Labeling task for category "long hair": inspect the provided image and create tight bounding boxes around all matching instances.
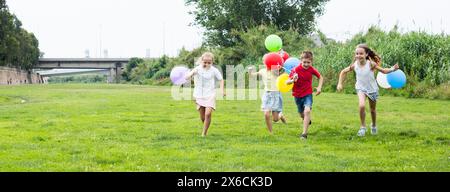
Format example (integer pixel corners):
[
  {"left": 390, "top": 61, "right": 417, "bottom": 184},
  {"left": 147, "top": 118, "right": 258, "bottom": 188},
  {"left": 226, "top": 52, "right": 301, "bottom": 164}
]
[{"left": 356, "top": 44, "right": 381, "bottom": 66}]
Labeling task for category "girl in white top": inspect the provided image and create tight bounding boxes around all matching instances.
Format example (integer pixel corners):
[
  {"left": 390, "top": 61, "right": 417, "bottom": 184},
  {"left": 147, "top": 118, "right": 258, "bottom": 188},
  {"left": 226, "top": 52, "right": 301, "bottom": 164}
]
[
  {"left": 337, "top": 44, "right": 399, "bottom": 137},
  {"left": 185, "top": 52, "right": 225, "bottom": 137}
]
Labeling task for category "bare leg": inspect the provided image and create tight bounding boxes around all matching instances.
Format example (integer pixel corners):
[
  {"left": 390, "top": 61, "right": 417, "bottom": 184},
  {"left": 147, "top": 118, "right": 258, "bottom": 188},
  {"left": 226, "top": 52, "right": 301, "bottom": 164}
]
[
  {"left": 274, "top": 111, "right": 286, "bottom": 123},
  {"left": 272, "top": 112, "right": 279, "bottom": 122},
  {"left": 264, "top": 111, "right": 273, "bottom": 134},
  {"left": 358, "top": 92, "right": 367, "bottom": 128},
  {"left": 369, "top": 99, "right": 377, "bottom": 127},
  {"left": 202, "top": 107, "right": 213, "bottom": 136},
  {"left": 303, "top": 107, "right": 311, "bottom": 135},
  {"left": 198, "top": 106, "right": 205, "bottom": 123},
  {"left": 299, "top": 112, "right": 304, "bottom": 130}
]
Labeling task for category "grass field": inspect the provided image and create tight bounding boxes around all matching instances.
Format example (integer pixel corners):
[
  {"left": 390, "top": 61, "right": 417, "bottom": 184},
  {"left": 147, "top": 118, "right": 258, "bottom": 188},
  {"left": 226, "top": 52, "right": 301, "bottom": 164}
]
[{"left": 0, "top": 84, "right": 448, "bottom": 171}]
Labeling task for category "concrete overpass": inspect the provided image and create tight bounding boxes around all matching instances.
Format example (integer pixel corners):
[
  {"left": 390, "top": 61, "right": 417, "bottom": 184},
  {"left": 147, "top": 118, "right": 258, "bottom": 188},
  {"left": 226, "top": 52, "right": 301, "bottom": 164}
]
[
  {"left": 37, "top": 69, "right": 109, "bottom": 77},
  {"left": 35, "top": 58, "right": 130, "bottom": 83}
]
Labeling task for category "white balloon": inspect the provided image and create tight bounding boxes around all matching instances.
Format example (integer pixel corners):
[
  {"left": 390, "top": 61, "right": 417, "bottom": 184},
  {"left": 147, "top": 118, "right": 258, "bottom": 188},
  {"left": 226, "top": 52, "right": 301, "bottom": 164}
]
[{"left": 377, "top": 72, "right": 391, "bottom": 89}]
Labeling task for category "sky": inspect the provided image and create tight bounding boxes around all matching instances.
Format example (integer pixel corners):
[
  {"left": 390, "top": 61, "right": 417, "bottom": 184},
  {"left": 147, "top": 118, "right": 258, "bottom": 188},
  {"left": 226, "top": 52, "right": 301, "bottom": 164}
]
[{"left": 7, "top": 0, "right": 450, "bottom": 58}]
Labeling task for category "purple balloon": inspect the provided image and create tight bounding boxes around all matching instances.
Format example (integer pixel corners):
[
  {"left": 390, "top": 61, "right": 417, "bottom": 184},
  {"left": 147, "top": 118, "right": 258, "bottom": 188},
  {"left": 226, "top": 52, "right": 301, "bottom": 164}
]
[{"left": 170, "top": 66, "right": 189, "bottom": 85}]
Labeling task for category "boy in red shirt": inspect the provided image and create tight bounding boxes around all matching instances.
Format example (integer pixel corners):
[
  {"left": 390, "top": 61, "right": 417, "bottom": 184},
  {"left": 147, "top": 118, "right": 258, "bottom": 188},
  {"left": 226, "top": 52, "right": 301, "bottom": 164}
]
[{"left": 287, "top": 51, "right": 324, "bottom": 140}]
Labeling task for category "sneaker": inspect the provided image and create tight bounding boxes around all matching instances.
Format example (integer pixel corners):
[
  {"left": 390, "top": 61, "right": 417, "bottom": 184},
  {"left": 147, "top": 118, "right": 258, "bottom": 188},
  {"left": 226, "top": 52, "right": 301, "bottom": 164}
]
[
  {"left": 300, "top": 133, "right": 308, "bottom": 140},
  {"left": 357, "top": 127, "right": 366, "bottom": 137},
  {"left": 279, "top": 112, "right": 287, "bottom": 124},
  {"left": 371, "top": 125, "right": 377, "bottom": 135}
]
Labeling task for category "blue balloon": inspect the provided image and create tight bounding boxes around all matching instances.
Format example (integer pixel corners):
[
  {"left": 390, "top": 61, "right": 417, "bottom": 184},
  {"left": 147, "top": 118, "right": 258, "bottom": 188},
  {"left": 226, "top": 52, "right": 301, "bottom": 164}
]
[
  {"left": 386, "top": 70, "right": 407, "bottom": 89},
  {"left": 283, "top": 57, "right": 300, "bottom": 74}
]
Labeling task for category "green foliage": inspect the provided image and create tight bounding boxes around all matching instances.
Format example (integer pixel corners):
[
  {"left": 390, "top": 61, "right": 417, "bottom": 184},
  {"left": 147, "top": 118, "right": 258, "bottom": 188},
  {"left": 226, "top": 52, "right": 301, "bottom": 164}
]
[
  {"left": 0, "top": 1, "right": 40, "bottom": 70},
  {"left": 214, "top": 24, "right": 316, "bottom": 68},
  {"left": 186, "top": 0, "right": 329, "bottom": 47},
  {"left": 311, "top": 26, "right": 450, "bottom": 99},
  {"left": 122, "top": 25, "right": 449, "bottom": 99},
  {"left": 48, "top": 74, "right": 107, "bottom": 84}
]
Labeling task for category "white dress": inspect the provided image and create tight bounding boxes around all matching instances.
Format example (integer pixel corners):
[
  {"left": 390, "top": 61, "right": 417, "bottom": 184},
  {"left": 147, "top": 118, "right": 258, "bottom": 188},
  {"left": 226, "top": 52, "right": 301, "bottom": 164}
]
[{"left": 192, "top": 66, "right": 223, "bottom": 109}]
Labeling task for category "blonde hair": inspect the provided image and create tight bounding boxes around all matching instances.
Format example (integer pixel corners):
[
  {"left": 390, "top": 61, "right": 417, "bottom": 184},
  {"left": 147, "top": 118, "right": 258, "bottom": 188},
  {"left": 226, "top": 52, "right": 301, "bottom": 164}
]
[{"left": 196, "top": 52, "right": 214, "bottom": 66}]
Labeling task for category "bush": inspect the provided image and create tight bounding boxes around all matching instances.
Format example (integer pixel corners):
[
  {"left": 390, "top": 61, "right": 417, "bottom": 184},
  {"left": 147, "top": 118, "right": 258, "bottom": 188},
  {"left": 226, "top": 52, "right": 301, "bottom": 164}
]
[{"left": 123, "top": 25, "right": 450, "bottom": 100}]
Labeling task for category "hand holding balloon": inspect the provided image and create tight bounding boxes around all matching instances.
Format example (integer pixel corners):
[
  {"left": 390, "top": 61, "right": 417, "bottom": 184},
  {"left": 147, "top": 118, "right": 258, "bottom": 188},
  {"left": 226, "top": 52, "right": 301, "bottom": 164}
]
[
  {"left": 170, "top": 66, "right": 190, "bottom": 85},
  {"left": 392, "top": 63, "right": 399, "bottom": 72},
  {"left": 292, "top": 73, "right": 298, "bottom": 82}
]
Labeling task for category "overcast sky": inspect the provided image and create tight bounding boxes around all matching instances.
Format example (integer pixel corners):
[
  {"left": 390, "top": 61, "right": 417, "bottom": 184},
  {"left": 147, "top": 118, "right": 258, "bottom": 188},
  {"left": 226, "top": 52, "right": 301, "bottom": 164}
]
[{"left": 7, "top": 0, "right": 450, "bottom": 58}]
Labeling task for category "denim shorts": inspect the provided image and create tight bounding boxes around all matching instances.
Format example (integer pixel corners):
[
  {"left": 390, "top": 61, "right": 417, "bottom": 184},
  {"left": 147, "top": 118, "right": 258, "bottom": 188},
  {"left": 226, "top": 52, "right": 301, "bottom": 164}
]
[
  {"left": 294, "top": 94, "right": 313, "bottom": 113},
  {"left": 261, "top": 91, "right": 283, "bottom": 112},
  {"left": 356, "top": 89, "right": 378, "bottom": 102}
]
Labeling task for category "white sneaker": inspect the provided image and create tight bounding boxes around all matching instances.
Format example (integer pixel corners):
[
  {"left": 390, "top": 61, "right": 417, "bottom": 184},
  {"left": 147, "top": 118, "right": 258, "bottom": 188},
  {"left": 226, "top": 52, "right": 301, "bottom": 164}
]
[
  {"left": 371, "top": 125, "right": 378, "bottom": 135},
  {"left": 357, "top": 127, "right": 366, "bottom": 137}
]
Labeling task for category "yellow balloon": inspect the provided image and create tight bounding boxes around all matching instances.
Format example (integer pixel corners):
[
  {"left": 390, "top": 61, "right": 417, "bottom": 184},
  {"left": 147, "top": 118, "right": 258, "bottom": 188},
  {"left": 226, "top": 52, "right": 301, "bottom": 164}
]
[{"left": 276, "top": 74, "right": 293, "bottom": 92}]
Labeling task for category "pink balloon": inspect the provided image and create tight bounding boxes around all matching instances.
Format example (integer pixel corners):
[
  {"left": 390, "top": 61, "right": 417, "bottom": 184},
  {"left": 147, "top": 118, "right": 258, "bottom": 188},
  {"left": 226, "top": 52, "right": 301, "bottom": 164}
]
[{"left": 170, "top": 66, "right": 189, "bottom": 85}]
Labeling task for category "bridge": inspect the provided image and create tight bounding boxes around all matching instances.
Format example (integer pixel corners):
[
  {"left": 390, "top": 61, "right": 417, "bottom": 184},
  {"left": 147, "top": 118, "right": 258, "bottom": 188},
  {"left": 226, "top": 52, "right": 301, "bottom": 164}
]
[
  {"left": 35, "top": 58, "right": 130, "bottom": 83},
  {"left": 37, "top": 69, "right": 110, "bottom": 77}
]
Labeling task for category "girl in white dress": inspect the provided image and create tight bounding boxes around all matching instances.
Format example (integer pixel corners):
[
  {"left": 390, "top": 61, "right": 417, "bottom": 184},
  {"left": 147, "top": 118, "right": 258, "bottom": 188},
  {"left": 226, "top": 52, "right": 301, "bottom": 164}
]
[{"left": 185, "top": 52, "right": 225, "bottom": 137}]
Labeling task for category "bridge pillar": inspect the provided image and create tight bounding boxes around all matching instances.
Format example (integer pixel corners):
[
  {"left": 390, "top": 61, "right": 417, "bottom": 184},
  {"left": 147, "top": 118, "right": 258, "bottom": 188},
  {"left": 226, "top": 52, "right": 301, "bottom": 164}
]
[
  {"left": 107, "top": 63, "right": 123, "bottom": 83},
  {"left": 115, "top": 62, "right": 122, "bottom": 83},
  {"left": 107, "top": 68, "right": 116, "bottom": 83}
]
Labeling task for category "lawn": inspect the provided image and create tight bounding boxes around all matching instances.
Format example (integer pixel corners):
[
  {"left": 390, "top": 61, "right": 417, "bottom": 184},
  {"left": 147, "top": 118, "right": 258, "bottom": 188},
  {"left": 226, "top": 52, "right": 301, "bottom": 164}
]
[{"left": 0, "top": 84, "right": 448, "bottom": 171}]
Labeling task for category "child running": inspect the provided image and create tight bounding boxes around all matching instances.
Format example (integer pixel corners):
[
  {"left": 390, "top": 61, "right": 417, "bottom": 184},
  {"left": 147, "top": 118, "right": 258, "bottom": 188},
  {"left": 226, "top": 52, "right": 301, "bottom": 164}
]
[
  {"left": 337, "top": 44, "right": 399, "bottom": 136},
  {"left": 249, "top": 65, "right": 287, "bottom": 134},
  {"left": 287, "top": 51, "right": 323, "bottom": 140},
  {"left": 185, "top": 52, "right": 225, "bottom": 137}
]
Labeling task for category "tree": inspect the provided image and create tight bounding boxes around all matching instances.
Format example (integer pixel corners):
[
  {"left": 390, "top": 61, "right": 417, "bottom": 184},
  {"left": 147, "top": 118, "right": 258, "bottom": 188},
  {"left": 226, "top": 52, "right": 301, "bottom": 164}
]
[
  {"left": 122, "top": 57, "right": 144, "bottom": 81},
  {"left": 0, "top": 0, "right": 40, "bottom": 69},
  {"left": 186, "top": 0, "right": 329, "bottom": 47}
]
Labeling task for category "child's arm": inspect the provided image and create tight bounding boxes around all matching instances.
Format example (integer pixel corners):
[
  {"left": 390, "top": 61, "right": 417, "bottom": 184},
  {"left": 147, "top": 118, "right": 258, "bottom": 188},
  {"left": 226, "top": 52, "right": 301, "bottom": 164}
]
[
  {"left": 220, "top": 79, "right": 226, "bottom": 97},
  {"left": 374, "top": 63, "right": 399, "bottom": 74},
  {"left": 248, "top": 66, "right": 260, "bottom": 77},
  {"left": 315, "top": 75, "right": 324, "bottom": 96},
  {"left": 337, "top": 65, "right": 353, "bottom": 91},
  {"left": 185, "top": 67, "right": 198, "bottom": 80},
  {"left": 286, "top": 73, "right": 298, "bottom": 85}
]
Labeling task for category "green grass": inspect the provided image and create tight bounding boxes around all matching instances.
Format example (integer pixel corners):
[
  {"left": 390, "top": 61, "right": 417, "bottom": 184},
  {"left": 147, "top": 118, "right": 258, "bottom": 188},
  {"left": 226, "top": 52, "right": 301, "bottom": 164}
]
[{"left": 0, "top": 84, "right": 449, "bottom": 171}]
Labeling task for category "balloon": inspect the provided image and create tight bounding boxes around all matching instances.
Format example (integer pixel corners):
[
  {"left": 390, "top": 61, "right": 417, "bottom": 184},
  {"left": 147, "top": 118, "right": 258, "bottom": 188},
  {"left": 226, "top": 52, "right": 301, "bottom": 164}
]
[
  {"left": 376, "top": 72, "right": 391, "bottom": 89},
  {"left": 265, "top": 35, "right": 283, "bottom": 52},
  {"left": 387, "top": 69, "right": 407, "bottom": 89},
  {"left": 276, "top": 74, "right": 294, "bottom": 93},
  {"left": 170, "top": 66, "right": 189, "bottom": 85},
  {"left": 279, "top": 50, "right": 289, "bottom": 61},
  {"left": 263, "top": 53, "right": 284, "bottom": 70},
  {"left": 283, "top": 57, "right": 300, "bottom": 74}
]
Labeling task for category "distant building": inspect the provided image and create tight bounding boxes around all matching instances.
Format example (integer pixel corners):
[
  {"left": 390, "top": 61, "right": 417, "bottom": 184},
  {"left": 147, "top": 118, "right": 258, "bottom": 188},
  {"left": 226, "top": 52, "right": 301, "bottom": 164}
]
[
  {"left": 146, "top": 49, "right": 151, "bottom": 58},
  {"left": 104, "top": 49, "right": 108, "bottom": 58},
  {"left": 85, "top": 49, "right": 90, "bottom": 58},
  {"left": 311, "top": 33, "right": 324, "bottom": 47}
]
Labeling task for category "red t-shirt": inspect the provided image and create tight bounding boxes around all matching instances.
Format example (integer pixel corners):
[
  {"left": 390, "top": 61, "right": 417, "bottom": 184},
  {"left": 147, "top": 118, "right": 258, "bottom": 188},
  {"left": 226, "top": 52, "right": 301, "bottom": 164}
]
[{"left": 289, "top": 65, "right": 321, "bottom": 98}]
